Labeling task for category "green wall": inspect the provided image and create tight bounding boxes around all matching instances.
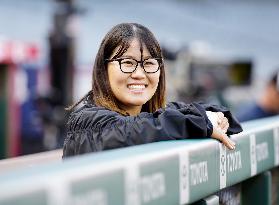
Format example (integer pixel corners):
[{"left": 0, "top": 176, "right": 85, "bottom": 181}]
[{"left": 0, "top": 64, "right": 7, "bottom": 159}]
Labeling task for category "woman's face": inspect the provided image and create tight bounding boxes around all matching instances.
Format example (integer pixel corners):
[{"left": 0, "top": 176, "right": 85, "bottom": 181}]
[{"left": 107, "top": 38, "right": 160, "bottom": 115}]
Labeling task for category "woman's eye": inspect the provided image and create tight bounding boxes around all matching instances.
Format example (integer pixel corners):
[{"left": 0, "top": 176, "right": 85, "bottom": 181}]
[
  {"left": 144, "top": 60, "right": 156, "bottom": 66},
  {"left": 145, "top": 62, "right": 154, "bottom": 65},
  {"left": 122, "top": 60, "right": 134, "bottom": 65}
]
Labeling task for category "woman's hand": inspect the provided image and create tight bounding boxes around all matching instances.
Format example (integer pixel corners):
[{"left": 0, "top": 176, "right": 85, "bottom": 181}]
[
  {"left": 211, "top": 127, "right": 236, "bottom": 150},
  {"left": 206, "top": 111, "right": 229, "bottom": 133},
  {"left": 206, "top": 111, "right": 236, "bottom": 150}
]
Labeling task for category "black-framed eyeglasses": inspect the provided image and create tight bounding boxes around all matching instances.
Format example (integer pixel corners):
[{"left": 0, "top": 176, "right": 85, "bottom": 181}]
[{"left": 105, "top": 57, "right": 162, "bottom": 74}]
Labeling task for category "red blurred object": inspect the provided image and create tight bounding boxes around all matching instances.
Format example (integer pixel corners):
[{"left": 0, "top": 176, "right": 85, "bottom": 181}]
[
  {"left": 27, "top": 43, "right": 39, "bottom": 61},
  {"left": 0, "top": 40, "right": 40, "bottom": 64}
]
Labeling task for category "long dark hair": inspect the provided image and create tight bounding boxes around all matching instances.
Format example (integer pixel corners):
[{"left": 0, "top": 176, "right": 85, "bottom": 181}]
[{"left": 67, "top": 23, "right": 166, "bottom": 115}]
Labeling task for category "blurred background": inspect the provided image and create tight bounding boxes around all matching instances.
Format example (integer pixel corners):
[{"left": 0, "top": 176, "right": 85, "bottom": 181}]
[{"left": 0, "top": 0, "right": 279, "bottom": 159}]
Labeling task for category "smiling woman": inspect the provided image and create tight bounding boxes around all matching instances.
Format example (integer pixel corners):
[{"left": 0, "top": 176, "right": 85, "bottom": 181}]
[{"left": 63, "top": 23, "right": 242, "bottom": 158}]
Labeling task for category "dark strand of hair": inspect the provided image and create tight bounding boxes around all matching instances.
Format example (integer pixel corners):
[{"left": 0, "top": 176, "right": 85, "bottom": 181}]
[{"left": 65, "top": 90, "right": 93, "bottom": 111}]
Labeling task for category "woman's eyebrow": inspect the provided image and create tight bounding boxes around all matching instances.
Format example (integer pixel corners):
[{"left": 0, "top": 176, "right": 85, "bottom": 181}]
[
  {"left": 120, "top": 55, "right": 135, "bottom": 59},
  {"left": 120, "top": 55, "right": 152, "bottom": 59},
  {"left": 120, "top": 55, "right": 135, "bottom": 58},
  {"left": 143, "top": 55, "right": 152, "bottom": 59}
]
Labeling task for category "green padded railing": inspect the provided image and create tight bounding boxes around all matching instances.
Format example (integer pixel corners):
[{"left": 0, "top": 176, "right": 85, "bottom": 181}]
[{"left": 0, "top": 116, "right": 278, "bottom": 205}]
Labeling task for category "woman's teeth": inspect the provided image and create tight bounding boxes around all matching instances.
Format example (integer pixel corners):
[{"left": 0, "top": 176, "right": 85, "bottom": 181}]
[{"left": 128, "top": 85, "right": 145, "bottom": 89}]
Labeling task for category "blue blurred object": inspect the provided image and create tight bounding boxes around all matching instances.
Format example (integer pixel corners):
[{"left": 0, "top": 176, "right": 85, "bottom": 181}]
[{"left": 20, "top": 66, "right": 45, "bottom": 155}]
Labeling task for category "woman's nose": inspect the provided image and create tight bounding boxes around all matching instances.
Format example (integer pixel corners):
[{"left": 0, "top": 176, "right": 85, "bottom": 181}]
[{"left": 131, "top": 64, "right": 146, "bottom": 78}]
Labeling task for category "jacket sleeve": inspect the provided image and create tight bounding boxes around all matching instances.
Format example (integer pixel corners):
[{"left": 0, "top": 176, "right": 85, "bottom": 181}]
[
  {"left": 168, "top": 101, "right": 243, "bottom": 135},
  {"left": 63, "top": 102, "right": 213, "bottom": 157},
  {"left": 197, "top": 102, "right": 243, "bottom": 135}
]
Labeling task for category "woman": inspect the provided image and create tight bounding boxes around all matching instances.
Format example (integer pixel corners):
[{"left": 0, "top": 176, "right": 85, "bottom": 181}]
[{"left": 63, "top": 23, "right": 242, "bottom": 158}]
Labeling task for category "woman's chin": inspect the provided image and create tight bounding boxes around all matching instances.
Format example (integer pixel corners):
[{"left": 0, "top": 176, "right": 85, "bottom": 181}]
[{"left": 125, "top": 97, "right": 148, "bottom": 107}]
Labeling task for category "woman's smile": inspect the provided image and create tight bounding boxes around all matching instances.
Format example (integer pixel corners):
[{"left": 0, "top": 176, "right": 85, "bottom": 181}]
[{"left": 127, "top": 83, "right": 147, "bottom": 93}]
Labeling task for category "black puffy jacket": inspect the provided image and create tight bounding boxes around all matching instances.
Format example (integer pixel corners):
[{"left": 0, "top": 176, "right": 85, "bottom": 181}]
[{"left": 63, "top": 102, "right": 242, "bottom": 158}]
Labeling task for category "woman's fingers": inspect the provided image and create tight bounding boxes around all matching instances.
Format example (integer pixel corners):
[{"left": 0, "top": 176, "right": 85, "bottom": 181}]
[
  {"left": 207, "top": 111, "right": 230, "bottom": 134},
  {"left": 221, "top": 134, "right": 236, "bottom": 150},
  {"left": 211, "top": 127, "right": 236, "bottom": 150},
  {"left": 216, "top": 112, "right": 229, "bottom": 134},
  {"left": 217, "top": 112, "right": 225, "bottom": 125},
  {"left": 219, "top": 117, "right": 229, "bottom": 132},
  {"left": 207, "top": 111, "right": 235, "bottom": 149}
]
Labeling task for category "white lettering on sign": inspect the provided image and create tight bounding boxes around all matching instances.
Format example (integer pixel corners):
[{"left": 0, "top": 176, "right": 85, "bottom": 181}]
[
  {"left": 140, "top": 172, "right": 166, "bottom": 203},
  {"left": 190, "top": 161, "right": 208, "bottom": 186},
  {"left": 250, "top": 134, "right": 257, "bottom": 176},
  {"left": 227, "top": 151, "right": 242, "bottom": 173},
  {"left": 256, "top": 142, "right": 269, "bottom": 162},
  {"left": 274, "top": 128, "right": 279, "bottom": 166},
  {"left": 125, "top": 165, "right": 140, "bottom": 205},
  {"left": 219, "top": 144, "right": 227, "bottom": 189},
  {"left": 71, "top": 189, "right": 107, "bottom": 205},
  {"left": 179, "top": 149, "right": 189, "bottom": 204}
]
